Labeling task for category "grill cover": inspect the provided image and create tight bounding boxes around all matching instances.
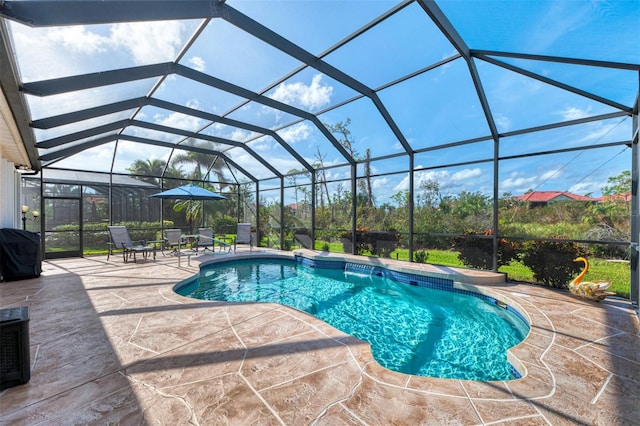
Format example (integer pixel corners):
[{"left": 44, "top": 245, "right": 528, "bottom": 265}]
[{"left": 0, "top": 229, "right": 42, "bottom": 281}]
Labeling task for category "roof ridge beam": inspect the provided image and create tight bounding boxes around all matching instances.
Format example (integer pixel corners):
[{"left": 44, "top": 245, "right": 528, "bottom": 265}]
[
  {"left": 36, "top": 119, "right": 129, "bottom": 148},
  {"left": 0, "top": 1, "right": 224, "bottom": 27},
  {"left": 31, "top": 98, "right": 148, "bottom": 129},
  {"left": 39, "top": 135, "right": 115, "bottom": 161},
  {"left": 133, "top": 119, "right": 244, "bottom": 148},
  {"left": 21, "top": 63, "right": 175, "bottom": 96}
]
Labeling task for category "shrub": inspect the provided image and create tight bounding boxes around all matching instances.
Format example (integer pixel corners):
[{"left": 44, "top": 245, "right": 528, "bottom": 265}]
[
  {"left": 520, "top": 238, "right": 587, "bottom": 288},
  {"left": 339, "top": 228, "right": 398, "bottom": 256},
  {"left": 414, "top": 250, "right": 428, "bottom": 263},
  {"left": 46, "top": 221, "right": 172, "bottom": 249},
  {"left": 452, "top": 230, "right": 518, "bottom": 270},
  {"left": 584, "top": 223, "right": 629, "bottom": 259}
]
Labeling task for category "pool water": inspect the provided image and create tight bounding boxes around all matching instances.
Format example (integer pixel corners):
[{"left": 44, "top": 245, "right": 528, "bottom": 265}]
[{"left": 176, "top": 258, "right": 528, "bottom": 381}]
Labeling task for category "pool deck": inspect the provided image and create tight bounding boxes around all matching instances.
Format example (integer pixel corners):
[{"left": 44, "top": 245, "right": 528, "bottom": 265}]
[{"left": 1, "top": 249, "right": 639, "bottom": 425}]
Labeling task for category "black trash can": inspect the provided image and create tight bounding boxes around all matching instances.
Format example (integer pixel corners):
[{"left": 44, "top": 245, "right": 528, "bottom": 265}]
[
  {"left": 0, "top": 228, "right": 41, "bottom": 281},
  {"left": 0, "top": 306, "right": 30, "bottom": 390}
]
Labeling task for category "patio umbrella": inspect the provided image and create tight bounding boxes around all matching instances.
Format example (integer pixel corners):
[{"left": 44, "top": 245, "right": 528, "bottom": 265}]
[
  {"left": 150, "top": 184, "right": 226, "bottom": 233},
  {"left": 149, "top": 184, "right": 226, "bottom": 201}
]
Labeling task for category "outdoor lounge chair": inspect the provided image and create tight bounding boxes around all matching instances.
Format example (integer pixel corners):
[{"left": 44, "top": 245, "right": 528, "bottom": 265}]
[
  {"left": 107, "top": 226, "right": 156, "bottom": 263},
  {"left": 163, "top": 229, "right": 184, "bottom": 255},
  {"left": 197, "top": 228, "right": 231, "bottom": 254},
  {"left": 234, "top": 223, "right": 253, "bottom": 252},
  {"left": 294, "top": 233, "right": 314, "bottom": 250}
]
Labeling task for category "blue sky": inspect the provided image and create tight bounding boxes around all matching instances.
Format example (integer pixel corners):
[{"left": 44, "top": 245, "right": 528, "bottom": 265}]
[{"left": 7, "top": 0, "right": 639, "bottom": 204}]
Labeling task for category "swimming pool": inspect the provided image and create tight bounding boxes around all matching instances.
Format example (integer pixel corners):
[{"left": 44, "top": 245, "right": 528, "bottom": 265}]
[{"left": 175, "top": 256, "right": 529, "bottom": 381}]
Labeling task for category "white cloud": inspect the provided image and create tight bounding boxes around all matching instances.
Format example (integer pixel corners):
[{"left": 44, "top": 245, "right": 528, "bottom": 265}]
[
  {"left": 47, "top": 26, "right": 110, "bottom": 55},
  {"left": 500, "top": 173, "right": 539, "bottom": 192},
  {"left": 10, "top": 24, "right": 106, "bottom": 80},
  {"left": 270, "top": 74, "right": 333, "bottom": 111},
  {"left": 9, "top": 19, "right": 186, "bottom": 81},
  {"left": 277, "top": 123, "right": 312, "bottom": 143},
  {"left": 539, "top": 168, "right": 562, "bottom": 181},
  {"left": 185, "top": 99, "right": 201, "bottom": 110},
  {"left": 227, "top": 148, "right": 302, "bottom": 179},
  {"left": 500, "top": 168, "right": 563, "bottom": 194},
  {"left": 393, "top": 167, "right": 485, "bottom": 194},
  {"left": 230, "top": 128, "right": 257, "bottom": 143},
  {"left": 451, "top": 168, "right": 482, "bottom": 181},
  {"left": 55, "top": 143, "right": 117, "bottom": 172},
  {"left": 125, "top": 126, "right": 176, "bottom": 143},
  {"left": 154, "top": 110, "right": 204, "bottom": 131},
  {"left": 415, "top": 170, "right": 448, "bottom": 185},
  {"left": 567, "top": 180, "right": 602, "bottom": 195},
  {"left": 577, "top": 120, "right": 627, "bottom": 144},
  {"left": 392, "top": 140, "right": 404, "bottom": 151},
  {"left": 320, "top": 167, "right": 350, "bottom": 181},
  {"left": 247, "top": 135, "right": 276, "bottom": 152},
  {"left": 110, "top": 21, "right": 184, "bottom": 64},
  {"left": 372, "top": 176, "right": 388, "bottom": 189},
  {"left": 529, "top": 2, "right": 590, "bottom": 53},
  {"left": 494, "top": 114, "right": 511, "bottom": 131},
  {"left": 188, "top": 56, "right": 206, "bottom": 72},
  {"left": 560, "top": 106, "right": 591, "bottom": 121}
]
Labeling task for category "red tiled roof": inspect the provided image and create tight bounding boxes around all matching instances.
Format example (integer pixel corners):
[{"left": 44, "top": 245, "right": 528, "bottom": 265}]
[
  {"left": 514, "top": 191, "right": 597, "bottom": 202},
  {"left": 595, "top": 193, "right": 632, "bottom": 203}
]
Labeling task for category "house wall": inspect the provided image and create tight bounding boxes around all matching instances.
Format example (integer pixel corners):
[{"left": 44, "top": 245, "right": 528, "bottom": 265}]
[{"left": 0, "top": 155, "right": 20, "bottom": 229}]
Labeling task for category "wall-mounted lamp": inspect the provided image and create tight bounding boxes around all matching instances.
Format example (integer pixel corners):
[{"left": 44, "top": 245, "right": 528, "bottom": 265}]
[{"left": 21, "top": 205, "right": 29, "bottom": 230}]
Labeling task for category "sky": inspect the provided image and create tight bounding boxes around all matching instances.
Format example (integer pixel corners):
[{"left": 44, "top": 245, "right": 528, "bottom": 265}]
[{"left": 6, "top": 0, "right": 639, "bottom": 204}]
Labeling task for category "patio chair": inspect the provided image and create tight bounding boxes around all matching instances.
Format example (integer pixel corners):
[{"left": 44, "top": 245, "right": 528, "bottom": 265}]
[
  {"left": 163, "top": 229, "right": 184, "bottom": 255},
  {"left": 294, "top": 233, "right": 314, "bottom": 250},
  {"left": 197, "top": 228, "right": 231, "bottom": 254},
  {"left": 234, "top": 223, "right": 253, "bottom": 252},
  {"left": 107, "top": 226, "right": 156, "bottom": 263}
]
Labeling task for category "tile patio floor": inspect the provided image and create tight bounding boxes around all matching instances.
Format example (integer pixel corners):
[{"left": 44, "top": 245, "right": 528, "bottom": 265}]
[{"left": 1, "top": 250, "right": 639, "bottom": 425}]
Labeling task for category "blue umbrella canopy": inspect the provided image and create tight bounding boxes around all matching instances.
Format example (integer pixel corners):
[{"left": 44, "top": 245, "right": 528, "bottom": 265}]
[{"left": 150, "top": 184, "right": 226, "bottom": 200}]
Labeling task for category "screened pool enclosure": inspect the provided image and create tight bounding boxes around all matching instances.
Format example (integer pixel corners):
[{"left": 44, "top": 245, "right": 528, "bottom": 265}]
[{"left": 1, "top": 1, "right": 638, "bottom": 305}]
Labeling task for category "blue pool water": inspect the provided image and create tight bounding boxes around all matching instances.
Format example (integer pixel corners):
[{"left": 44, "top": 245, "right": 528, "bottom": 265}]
[{"left": 175, "top": 258, "right": 529, "bottom": 381}]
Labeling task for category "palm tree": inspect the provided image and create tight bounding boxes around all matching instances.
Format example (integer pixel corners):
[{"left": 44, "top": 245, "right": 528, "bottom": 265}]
[
  {"left": 126, "top": 158, "right": 167, "bottom": 185},
  {"left": 170, "top": 144, "right": 228, "bottom": 189}
]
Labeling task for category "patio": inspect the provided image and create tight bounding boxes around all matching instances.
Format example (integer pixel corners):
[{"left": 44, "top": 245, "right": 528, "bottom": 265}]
[{"left": 1, "top": 250, "right": 638, "bottom": 425}]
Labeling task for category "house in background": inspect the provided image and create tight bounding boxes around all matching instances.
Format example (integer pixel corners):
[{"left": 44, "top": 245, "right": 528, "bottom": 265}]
[
  {"left": 514, "top": 191, "right": 598, "bottom": 208},
  {"left": 595, "top": 193, "right": 632, "bottom": 203}
]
